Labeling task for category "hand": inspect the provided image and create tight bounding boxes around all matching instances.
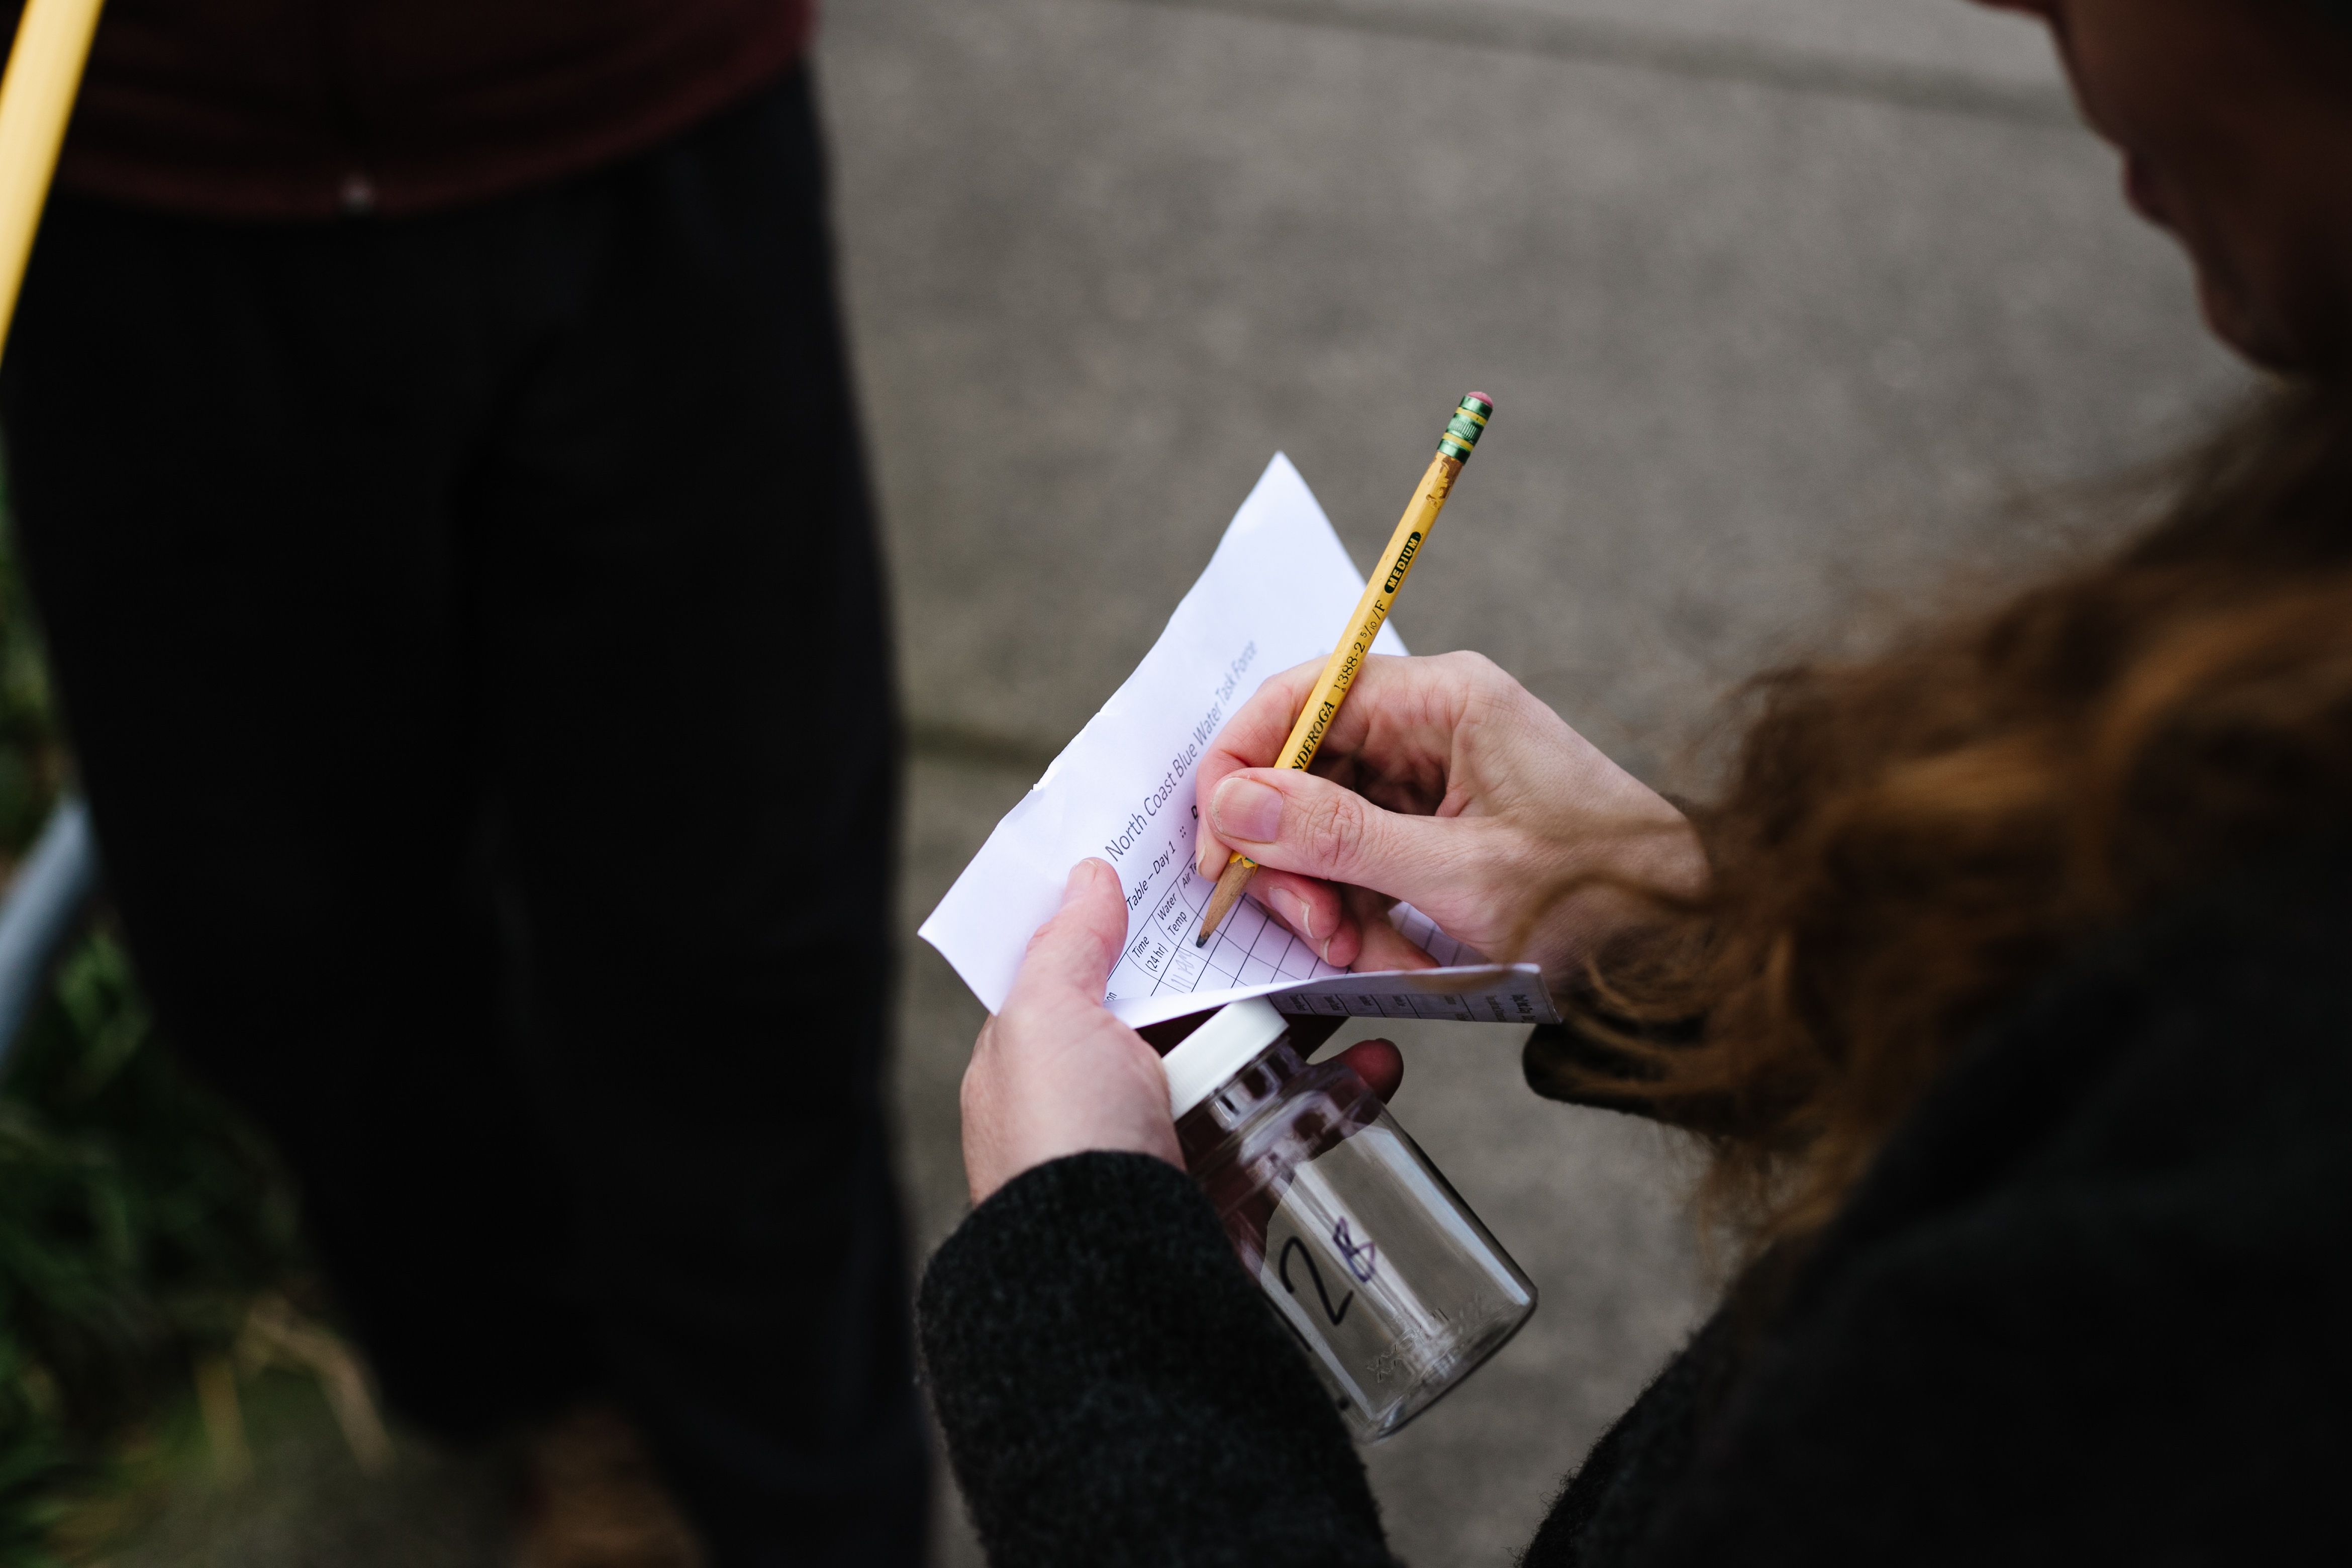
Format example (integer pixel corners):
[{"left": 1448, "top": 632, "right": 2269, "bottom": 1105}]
[
  {"left": 961, "top": 859, "right": 1180, "bottom": 1205},
  {"left": 1193, "top": 651, "right": 1704, "bottom": 991},
  {"left": 961, "top": 858, "right": 1410, "bottom": 1206}
]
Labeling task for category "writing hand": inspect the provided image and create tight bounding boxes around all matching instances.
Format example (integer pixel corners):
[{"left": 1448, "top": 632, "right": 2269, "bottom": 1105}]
[{"left": 1193, "top": 652, "right": 1704, "bottom": 991}]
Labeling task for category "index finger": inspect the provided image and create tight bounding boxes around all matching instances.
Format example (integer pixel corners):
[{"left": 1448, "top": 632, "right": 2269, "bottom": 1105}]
[
  {"left": 1196, "top": 656, "right": 1328, "bottom": 875},
  {"left": 1202, "top": 655, "right": 1326, "bottom": 779}
]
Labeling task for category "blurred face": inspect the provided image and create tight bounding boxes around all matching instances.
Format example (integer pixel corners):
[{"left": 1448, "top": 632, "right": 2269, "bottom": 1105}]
[{"left": 1980, "top": 0, "right": 2352, "bottom": 371}]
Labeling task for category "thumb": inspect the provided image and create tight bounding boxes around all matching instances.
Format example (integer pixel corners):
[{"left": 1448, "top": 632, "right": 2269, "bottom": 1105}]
[
  {"left": 1208, "top": 768, "right": 1460, "bottom": 908},
  {"left": 1007, "top": 858, "right": 1130, "bottom": 1005}
]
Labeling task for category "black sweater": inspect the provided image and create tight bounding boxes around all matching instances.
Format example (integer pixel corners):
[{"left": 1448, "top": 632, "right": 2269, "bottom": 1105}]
[{"left": 918, "top": 843, "right": 2352, "bottom": 1565}]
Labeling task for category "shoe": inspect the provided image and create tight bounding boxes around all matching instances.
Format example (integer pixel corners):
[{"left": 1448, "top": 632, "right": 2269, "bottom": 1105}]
[{"left": 515, "top": 1404, "right": 706, "bottom": 1568}]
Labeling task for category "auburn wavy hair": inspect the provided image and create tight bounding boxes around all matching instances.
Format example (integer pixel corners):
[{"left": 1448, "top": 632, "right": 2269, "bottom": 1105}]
[{"left": 1534, "top": 383, "right": 2352, "bottom": 1257}]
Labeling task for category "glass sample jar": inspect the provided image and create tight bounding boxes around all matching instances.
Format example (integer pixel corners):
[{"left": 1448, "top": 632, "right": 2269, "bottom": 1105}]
[{"left": 1160, "top": 998, "right": 1537, "bottom": 1442}]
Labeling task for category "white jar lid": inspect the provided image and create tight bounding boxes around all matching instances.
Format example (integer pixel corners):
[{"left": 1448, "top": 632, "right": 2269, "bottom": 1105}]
[{"left": 1161, "top": 997, "right": 1290, "bottom": 1118}]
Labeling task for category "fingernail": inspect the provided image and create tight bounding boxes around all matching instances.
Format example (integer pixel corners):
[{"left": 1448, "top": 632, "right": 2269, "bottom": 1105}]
[
  {"left": 1211, "top": 777, "right": 1284, "bottom": 844},
  {"left": 1195, "top": 842, "right": 1218, "bottom": 879},
  {"left": 1068, "top": 858, "right": 1106, "bottom": 902},
  {"left": 1285, "top": 892, "right": 1317, "bottom": 941}
]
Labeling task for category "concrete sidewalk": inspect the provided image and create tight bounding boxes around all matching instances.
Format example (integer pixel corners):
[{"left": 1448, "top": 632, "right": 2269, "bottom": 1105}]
[{"left": 828, "top": 0, "right": 2238, "bottom": 789}]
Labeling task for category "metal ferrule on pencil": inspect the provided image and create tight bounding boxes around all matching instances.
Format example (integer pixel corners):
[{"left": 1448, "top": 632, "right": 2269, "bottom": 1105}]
[{"left": 1438, "top": 395, "right": 1493, "bottom": 462}]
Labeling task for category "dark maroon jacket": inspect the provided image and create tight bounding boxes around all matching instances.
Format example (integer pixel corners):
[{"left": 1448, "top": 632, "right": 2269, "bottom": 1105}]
[{"left": 6, "top": 0, "right": 813, "bottom": 219}]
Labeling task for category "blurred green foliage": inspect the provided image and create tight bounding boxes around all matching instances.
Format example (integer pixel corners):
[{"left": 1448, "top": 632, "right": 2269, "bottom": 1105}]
[{"left": 0, "top": 516, "right": 306, "bottom": 1564}]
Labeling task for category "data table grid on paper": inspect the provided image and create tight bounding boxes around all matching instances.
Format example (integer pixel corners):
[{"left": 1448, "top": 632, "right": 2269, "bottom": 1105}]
[
  {"left": 1112, "top": 856, "right": 1340, "bottom": 1005},
  {"left": 1109, "top": 863, "right": 1486, "bottom": 1009}
]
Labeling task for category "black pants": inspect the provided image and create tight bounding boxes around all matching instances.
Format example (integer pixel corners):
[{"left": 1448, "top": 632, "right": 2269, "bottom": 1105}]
[{"left": 0, "top": 69, "right": 924, "bottom": 1567}]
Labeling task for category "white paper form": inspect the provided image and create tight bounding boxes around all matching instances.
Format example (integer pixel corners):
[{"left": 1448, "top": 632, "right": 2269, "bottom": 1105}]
[{"left": 919, "top": 454, "right": 1559, "bottom": 1031}]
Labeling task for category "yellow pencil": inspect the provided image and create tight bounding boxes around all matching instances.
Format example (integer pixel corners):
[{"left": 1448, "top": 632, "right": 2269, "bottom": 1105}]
[
  {"left": 0, "top": 0, "right": 107, "bottom": 358},
  {"left": 1195, "top": 391, "right": 1494, "bottom": 947}
]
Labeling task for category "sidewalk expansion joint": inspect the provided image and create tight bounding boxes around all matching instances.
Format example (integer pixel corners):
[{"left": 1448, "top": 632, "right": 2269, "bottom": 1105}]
[
  {"left": 1116, "top": 0, "right": 2079, "bottom": 129},
  {"left": 907, "top": 719, "right": 1061, "bottom": 777}
]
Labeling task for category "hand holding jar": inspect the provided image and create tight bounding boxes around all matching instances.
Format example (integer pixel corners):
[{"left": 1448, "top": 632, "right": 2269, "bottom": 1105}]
[{"left": 958, "top": 858, "right": 1401, "bottom": 1206}]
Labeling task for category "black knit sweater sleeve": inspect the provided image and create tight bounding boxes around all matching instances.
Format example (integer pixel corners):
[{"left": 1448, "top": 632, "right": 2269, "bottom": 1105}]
[
  {"left": 1530, "top": 837, "right": 2352, "bottom": 1567},
  {"left": 917, "top": 1151, "right": 1397, "bottom": 1568}
]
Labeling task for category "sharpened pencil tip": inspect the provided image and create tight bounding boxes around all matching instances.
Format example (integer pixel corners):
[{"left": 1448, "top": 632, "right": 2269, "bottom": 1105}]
[{"left": 1195, "top": 933, "right": 1208, "bottom": 947}]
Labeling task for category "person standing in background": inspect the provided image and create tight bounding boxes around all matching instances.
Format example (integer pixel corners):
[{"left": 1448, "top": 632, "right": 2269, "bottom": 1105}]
[{"left": 0, "top": 4, "right": 922, "bottom": 1565}]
